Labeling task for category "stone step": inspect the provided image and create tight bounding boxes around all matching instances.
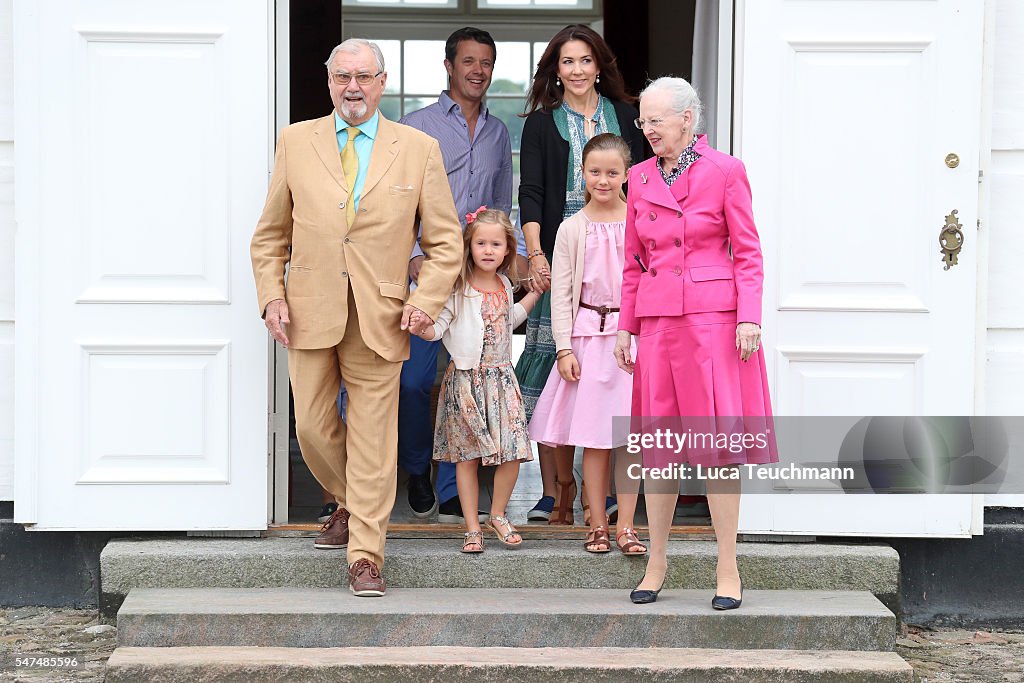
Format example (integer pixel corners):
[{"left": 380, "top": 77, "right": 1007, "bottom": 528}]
[
  {"left": 105, "top": 646, "right": 915, "bottom": 682},
  {"left": 100, "top": 538, "right": 900, "bottom": 617},
  {"left": 116, "top": 587, "right": 897, "bottom": 652}
]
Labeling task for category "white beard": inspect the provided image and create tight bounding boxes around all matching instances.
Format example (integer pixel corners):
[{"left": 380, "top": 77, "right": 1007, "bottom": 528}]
[{"left": 341, "top": 99, "right": 367, "bottom": 121}]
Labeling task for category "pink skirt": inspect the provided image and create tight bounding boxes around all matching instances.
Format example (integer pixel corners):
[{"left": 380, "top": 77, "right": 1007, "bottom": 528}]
[
  {"left": 529, "top": 334, "right": 634, "bottom": 449},
  {"left": 632, "top": 311, "right": 778, "bottom": 467}
]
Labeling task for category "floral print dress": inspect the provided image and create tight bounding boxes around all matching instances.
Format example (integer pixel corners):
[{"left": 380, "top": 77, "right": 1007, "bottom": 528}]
[{"left": 433, "top": 286, "right": 534, "bottom": 465}]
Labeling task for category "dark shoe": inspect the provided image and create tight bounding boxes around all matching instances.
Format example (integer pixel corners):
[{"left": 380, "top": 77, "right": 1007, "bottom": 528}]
[
  {"left": 437, "top": 497, "right": 488, "bottom": 525},
  {"left": 630, "top": 586, "right": 662, "bottom": 604},
  {"left": 527, "top": 495, "right": 555, "bottom": 521},
  {"left": 348, "top": 558, "right": 386, "bottom": 597},
  {"left": 314, "top": 506, "right": 349, "bottom": 550},
  {"left": 712, "top": 583, "right": 743, "bottom": 610},
  {"left": 317, "top": 502, "right": 339, "bottom": 524},
  {"left": 408, "top": 471, "right": 437, "bottom": 518},
  {"left": 676, "top": 495, "right": 710, "bottom": 518}
]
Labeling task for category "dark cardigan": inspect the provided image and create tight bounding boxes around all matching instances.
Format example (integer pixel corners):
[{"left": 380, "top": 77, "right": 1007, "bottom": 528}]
[{"left": 518, "top": 98, "right": 648, "bottom": 256}]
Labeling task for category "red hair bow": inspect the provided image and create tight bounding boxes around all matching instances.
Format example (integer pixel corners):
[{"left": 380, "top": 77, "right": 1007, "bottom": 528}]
[{"left": 465, "top": 205, "right": 488, "bottom": 224}]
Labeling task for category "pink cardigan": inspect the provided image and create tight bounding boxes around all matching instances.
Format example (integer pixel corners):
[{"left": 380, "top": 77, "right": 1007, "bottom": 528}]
[
  {"left": 619, "top": 135, "right": 764, "bottom": 333},
  {"left": 549, "top": 210, "right": 590, "bottom": 352}
]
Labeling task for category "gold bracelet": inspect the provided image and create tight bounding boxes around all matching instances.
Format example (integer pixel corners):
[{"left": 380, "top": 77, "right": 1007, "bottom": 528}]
[{"left": 556, "top": 350, "right": 573, "bottom": 360}]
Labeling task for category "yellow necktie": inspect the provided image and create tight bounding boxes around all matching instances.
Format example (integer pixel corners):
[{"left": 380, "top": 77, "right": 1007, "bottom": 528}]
[{"left": 340, "top": 126, "right": 361, "bottom": 226}]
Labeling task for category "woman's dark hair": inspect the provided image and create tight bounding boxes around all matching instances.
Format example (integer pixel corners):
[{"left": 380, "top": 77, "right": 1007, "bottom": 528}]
[
  {"left": 445, "top": 26, "right": 497, "bottom": 64},
  {"left": 525, "top": 24, "right": 633, "bottom": 114}
]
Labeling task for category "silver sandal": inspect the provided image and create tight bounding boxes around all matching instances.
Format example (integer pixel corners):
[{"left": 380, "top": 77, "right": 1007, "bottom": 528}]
[
  {"left": 461, "top": 530, "right": 484, "bottom": 554},
  {"left": 486, "top": 515, "right": 523, "bottom": 548}
]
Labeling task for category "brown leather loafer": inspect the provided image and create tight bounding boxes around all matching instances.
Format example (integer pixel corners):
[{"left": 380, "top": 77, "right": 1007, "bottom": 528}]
[
  {"left": 348, "top": 558, "right": 386, "bottom": 597},
  {"left": 314, "top": 506, "right": 349, "bottom": 549}
]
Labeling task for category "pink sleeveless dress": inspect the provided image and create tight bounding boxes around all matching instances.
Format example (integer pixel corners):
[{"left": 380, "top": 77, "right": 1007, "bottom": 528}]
[{"left": 529, "top": 220, "right": 635, "bottom": 449}]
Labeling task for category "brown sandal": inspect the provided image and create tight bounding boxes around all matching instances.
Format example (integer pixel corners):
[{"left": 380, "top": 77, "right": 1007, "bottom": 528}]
[
  {"left": 549, "top": 476, "right": 577, "bottom": 526},
  {"left": 616, "top": 527, "right": 648, "bottom": 556},
  {"left": 461, "top": 530, "right": 484, "bottom": 554},
  {"left": 584, "top": 525, "right": 612, "bottom": 553}
]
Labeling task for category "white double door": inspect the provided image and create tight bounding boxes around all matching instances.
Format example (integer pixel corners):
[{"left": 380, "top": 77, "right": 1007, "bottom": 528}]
[
  {"left": 736, "top": 0, "right": 985, "bottom": 536},
  {"left": 14, "top": 0, "right": 273, "bottom": 529}
]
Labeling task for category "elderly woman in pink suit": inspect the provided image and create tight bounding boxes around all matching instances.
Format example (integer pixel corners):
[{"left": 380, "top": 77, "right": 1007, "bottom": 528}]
[{"left": 614, "top": 77, "right": 777, "bottom": 608}]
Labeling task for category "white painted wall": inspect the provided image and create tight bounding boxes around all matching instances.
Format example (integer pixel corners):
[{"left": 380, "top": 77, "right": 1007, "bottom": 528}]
[
  {"left": 0, "top": 0, "right": 14, "bottom": 502},
  {"left": 984, "top": 0, "right": 1024, "bottom": 508}
]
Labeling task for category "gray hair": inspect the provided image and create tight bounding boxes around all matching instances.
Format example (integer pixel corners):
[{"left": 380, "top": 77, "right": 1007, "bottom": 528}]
[
  {"left": 325, "top": 39, "right": 386, "bottom": 73},
  {"left": 640, "top": 76, "right": 704, "bottom": 133}
]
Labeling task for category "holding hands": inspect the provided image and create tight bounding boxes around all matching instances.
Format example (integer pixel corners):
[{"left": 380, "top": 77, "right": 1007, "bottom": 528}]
[
  {"left": 528, "top": 253, "right": 551, "bottom": 293},
  {"left": 402, "top": 304, "right": 434, "bottom": 338}
]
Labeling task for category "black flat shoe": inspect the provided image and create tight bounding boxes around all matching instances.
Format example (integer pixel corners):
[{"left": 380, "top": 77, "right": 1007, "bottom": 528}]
[
  {"left": 630, "top": 586, "right": 662, "bottom": 604},
  {"left": 712, "top": 583, "right": 743, "bottom": 610}
]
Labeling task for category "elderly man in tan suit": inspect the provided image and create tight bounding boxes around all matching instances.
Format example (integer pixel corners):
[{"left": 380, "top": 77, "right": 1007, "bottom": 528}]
[{"left": 251, "top": 39, "right": 462, "bottom": 597}]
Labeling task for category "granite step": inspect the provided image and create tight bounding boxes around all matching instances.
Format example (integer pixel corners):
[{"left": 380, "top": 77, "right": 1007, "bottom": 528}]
[
  {"left": 116, "top": 587, "right": 898, "bottom": 652},
  {"left": 105, "top": 646, "right": 915, "bottom": 682},
  {"left": 99, "top": 538, "right": 900, "bottom": 618}
]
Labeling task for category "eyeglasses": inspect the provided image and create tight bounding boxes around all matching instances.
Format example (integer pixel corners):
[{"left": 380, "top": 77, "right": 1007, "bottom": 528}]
[
  {"left": 633, "top": 117, "right": 667, "bottom": 130},
  {"left": 330, "top": 70, "right": 383, "bottom": 86}
]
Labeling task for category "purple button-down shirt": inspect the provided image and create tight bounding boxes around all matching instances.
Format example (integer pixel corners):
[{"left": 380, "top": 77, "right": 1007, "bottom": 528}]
[{"left": 401, "top": 91, "right": 515, "bottom": 259}]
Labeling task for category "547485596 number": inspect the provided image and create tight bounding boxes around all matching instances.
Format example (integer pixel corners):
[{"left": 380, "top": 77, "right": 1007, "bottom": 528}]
[{"left": 10, "top": 656, "right": 83, "bottom": 670}]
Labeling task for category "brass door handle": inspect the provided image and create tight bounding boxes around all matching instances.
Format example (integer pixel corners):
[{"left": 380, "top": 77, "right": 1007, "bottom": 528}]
[{"left": 939, "top": 210, "right": 964, "bottom": 270}]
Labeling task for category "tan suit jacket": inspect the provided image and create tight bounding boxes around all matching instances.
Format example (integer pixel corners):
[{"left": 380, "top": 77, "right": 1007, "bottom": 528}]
[{"left": 250, "top": 113, "right": 463, "bottom": 360}]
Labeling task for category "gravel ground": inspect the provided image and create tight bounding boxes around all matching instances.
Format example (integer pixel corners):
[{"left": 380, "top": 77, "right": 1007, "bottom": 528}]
[
  {"left": 1, "top": 606, "right": 1022, "bottom": 681},
  {"left": 1, "top": 608, "right": 115, "bottom": 681},
  {"left": 897, "top": 625, "right": 1024, "bottom": 682}
]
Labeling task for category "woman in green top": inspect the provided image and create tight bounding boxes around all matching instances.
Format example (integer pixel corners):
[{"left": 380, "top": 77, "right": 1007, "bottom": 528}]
[{"left": 516, "top": 23, "right": 647, "bottom": 524}]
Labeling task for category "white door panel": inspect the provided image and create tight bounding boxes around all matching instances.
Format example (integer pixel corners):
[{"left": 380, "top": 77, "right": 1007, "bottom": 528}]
[
  {"left": 736, "top": 0, "right": 983, "bottom": 536},
  {"left": 14, "top": 0, "right": 271, "bottom": 529}
]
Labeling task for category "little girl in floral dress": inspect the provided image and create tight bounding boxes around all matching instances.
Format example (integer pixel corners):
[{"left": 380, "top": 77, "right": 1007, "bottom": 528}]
[{"left": 411, "top": 208, "right": 540, "bottom": 553}]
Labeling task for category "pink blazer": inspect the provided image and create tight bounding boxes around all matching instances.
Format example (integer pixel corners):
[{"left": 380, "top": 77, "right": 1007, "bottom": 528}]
[{"left": 619, "top": 135, "right": 764, "bottom": 333}]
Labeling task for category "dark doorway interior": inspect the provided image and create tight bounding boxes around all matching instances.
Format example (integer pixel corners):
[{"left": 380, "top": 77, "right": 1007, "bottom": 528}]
[
  {"left": 605, "top": 0, "right": 697, "bottom": 94},
  {"left": 284, "top": 0, "right": 703, "bottom": 524}
]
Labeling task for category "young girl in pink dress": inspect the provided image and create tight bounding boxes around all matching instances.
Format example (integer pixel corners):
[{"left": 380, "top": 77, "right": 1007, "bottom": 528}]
[
  {"left": 411, "top": 208, "right": 540, "bottom": 554},
  {"left": 529, "top": 134, "right": 645, "bottom": 556}
]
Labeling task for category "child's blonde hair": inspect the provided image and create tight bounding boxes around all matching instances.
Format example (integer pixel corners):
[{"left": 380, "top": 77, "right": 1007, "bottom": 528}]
[
  {"left": 582, "top": 133, "right": 631, "bottom": 204},
  {"left": 453, "top": 208, "right": 523, "bottom": 298}
]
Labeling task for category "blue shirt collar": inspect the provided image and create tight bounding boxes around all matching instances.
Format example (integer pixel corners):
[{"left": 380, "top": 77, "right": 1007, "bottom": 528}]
[
  {"left": 335, "top": 109, "right": 380, "bottom": 139},
  {"left": 439, "top": 90, "right": 488, "bottom": 120}
]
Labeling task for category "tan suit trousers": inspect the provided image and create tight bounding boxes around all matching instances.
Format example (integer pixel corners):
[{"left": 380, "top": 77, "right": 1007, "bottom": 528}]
[{"left": 287, "top": 291, "right": 401, "bottom": 568}]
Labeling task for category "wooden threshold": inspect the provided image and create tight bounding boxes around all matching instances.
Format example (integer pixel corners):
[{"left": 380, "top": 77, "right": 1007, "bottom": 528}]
[{"left": 267, "top": 522, "right": 716, "bottom": 539}]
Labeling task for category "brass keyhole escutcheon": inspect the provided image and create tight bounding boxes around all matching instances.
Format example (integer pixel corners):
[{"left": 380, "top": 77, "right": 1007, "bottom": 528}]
[
  {"left": 939, "top": 209, "right": 964, "bottom": 270},
  {"left": 945, "top": 153, "right": 960, "bottom": 169}
]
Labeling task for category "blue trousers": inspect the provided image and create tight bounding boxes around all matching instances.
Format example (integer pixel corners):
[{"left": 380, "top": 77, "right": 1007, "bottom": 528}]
[{"left": 398, "top": 334, "right": 457, "bottom": 504}]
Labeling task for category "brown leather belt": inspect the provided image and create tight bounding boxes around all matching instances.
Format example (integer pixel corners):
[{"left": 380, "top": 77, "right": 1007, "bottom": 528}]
[{"left": 578, "top": 301, "right": 620, "bottom": 332}]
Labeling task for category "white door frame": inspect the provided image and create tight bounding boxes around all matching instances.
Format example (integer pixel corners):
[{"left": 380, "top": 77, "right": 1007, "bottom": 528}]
[
  {"left": 14, "top": 0, "right": 275, "bottom": 530},
  {"left": 269, "top": 0, "right": 291, "bottom": 525},
  {"left": 729, "top": 0, "right": 987, "bottom": 536}
]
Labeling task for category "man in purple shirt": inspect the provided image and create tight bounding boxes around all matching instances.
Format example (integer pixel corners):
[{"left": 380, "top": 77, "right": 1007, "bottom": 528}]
[{"left": 398, "top": 27, "right": 520, "bottom": 522}]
